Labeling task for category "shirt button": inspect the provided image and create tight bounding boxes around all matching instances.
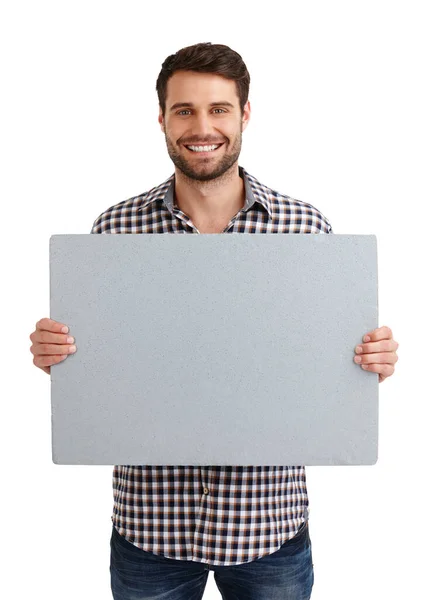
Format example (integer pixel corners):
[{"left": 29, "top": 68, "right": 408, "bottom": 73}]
[{"left": 203, "top": 487, "right": 209, "bottom": 495}]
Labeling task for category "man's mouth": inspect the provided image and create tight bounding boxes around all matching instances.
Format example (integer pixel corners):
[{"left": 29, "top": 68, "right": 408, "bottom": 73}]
[{"left": 183, "top": 143, "right": 224, "bottom": 154}]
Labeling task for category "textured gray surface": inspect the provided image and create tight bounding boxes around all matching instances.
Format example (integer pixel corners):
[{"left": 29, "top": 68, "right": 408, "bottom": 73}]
[{"left": 50, "top": 233, "right": 378, "bottom": 466}]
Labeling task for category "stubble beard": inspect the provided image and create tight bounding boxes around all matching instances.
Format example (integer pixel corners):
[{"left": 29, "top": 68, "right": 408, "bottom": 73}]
[{"left": 164, "top": 127, "right": 243, "bottom": 183}]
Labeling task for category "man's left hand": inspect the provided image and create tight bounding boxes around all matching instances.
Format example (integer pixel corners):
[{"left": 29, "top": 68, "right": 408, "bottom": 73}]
[{"left": 353, "top": 325, "right": 399, "bottom": 383}]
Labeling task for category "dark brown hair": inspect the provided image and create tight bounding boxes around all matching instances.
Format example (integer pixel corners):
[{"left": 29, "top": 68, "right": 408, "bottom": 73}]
[{"left": 156, "top": 42, "right": 250, "bottom": 117}]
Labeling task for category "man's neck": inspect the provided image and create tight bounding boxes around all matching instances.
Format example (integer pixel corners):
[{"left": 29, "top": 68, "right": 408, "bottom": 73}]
[{"left": 173, "top": 163, "right": 245, "bottom": 226}]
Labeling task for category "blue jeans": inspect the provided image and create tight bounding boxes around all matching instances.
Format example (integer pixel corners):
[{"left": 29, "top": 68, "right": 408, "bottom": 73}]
[{"left": 110, "top": 520, "right": 314, "bottom": 599}]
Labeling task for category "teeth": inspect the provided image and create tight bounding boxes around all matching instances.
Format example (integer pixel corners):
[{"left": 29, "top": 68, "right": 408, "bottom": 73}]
[{"left": 186, "top": 144, "right": 221, "bottom": 152}]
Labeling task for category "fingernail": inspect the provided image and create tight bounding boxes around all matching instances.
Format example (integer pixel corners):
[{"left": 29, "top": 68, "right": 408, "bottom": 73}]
[
  {"left": 67, "top": 336, "right": 75, "bottom": 344},
  {"left": 61, "top": 326, "right": 69, "bottom": 334},
  {"left": 69, "top": 345, "right": 77, "bottom": 353},
  {"left": 364, "top": 335, "right": 370, "bottom": 342}
]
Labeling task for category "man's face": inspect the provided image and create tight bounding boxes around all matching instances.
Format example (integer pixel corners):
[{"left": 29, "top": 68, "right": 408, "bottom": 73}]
[{"left": 158, "top": 70, "right": 250, "bottom": 182}]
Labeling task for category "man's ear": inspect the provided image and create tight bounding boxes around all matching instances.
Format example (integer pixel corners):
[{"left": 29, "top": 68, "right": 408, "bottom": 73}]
[
  {"left": 241, "top": 100, "right": 251, "bottom": 133},
  {"left": 158, "top": 109, "right": 165, "bottom": 133}
]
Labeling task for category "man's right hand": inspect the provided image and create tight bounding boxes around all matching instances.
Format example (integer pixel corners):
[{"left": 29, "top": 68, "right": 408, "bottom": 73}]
[{"left": 29, "top": 318, "right": 77, "bottom": 375}]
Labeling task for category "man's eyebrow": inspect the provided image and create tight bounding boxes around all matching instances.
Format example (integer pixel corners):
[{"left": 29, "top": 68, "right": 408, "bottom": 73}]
[{"left": 169, "top": 101, "right": 235, "bottom": 112}]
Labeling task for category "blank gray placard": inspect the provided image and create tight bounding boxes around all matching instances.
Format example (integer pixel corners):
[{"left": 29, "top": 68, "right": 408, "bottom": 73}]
[{"left": 49, "top": 234, "right": 378, "bottom": 466}]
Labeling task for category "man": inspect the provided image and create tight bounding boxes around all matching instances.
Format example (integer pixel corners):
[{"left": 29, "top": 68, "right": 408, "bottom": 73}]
[{"left": 29, "top": 42, "right": 399, "bottom": 600}]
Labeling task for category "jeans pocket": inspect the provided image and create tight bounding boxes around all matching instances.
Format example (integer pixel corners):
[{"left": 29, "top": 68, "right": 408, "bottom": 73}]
[
  {"left": 111, "top": 526, "right": 149, "bottom": 563},
  {"left": 295, "top": 519, "right": 308, "bottom": 536}
]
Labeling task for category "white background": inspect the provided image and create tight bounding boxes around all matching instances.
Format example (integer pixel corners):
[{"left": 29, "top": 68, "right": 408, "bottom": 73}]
[{"left": 1, "top": 1, "right": 432, "bottom": 598}]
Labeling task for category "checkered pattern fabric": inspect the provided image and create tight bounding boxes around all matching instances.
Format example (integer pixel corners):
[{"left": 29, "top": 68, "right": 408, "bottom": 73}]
[{"left": 91, "top": 166, "right": 333, "bottom": 566}]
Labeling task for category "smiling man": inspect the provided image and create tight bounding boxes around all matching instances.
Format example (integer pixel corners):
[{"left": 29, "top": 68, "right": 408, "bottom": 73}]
[
  {"left": 159, "top": 69, "right": 248, "bottom": 233},
  {"left": 29, "top": 42, "right": 399, "bottom": 600}
]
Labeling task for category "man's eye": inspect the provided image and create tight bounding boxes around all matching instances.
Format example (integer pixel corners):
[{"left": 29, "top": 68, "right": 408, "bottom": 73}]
[{"left": 177, "top": 109, "right": 227, "bottom": 116}]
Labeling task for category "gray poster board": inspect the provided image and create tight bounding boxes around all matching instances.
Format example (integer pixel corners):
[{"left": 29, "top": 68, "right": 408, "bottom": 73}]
[{"left": 49, "top": 234, "right": 378, "bottom": 466}]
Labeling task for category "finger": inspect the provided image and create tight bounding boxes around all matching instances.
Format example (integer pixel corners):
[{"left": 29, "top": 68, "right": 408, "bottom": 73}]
[
  {"left": 355, "top": 339, "right": 399, "bottom": 354},
  {"left": 36, "top": 318, "right": 70, "bottom": 334},
  {"left": 363, "top": 325, "right": 393, "bottom": 342},
  {"left": 33, "top": 355, "right": 68, "bottom": 368},
  {"left": 361, "top": 363, "right": 395, "bottom": 377},
  {"left": 31, "top": 343, "right": 76, "bottom": 356},
  {"left": 30, "top": 330, "right": 75, "bottom": 345},
  {"left": 354, "top": 352, "right": 398, "bottom": 365}
]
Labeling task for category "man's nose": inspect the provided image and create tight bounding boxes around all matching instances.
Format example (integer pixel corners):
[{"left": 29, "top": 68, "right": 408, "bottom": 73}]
[{"left": 191, "top": 111, "right": 215, "bottom": 137}]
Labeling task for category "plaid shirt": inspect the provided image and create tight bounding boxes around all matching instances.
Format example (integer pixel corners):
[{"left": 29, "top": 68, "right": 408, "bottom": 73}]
[{"left": 91, "top": 166, "right": 333, "bottom": 566}]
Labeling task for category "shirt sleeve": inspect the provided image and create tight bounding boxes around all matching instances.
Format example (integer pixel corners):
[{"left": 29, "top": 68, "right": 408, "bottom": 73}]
[{"left": 90, "top": 217, "right": 102, "bottom": 234}]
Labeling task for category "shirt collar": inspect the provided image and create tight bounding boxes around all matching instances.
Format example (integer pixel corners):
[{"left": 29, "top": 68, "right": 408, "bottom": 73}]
[{"left": 137, "top": 166, "right": 273, "bottom": 220}]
